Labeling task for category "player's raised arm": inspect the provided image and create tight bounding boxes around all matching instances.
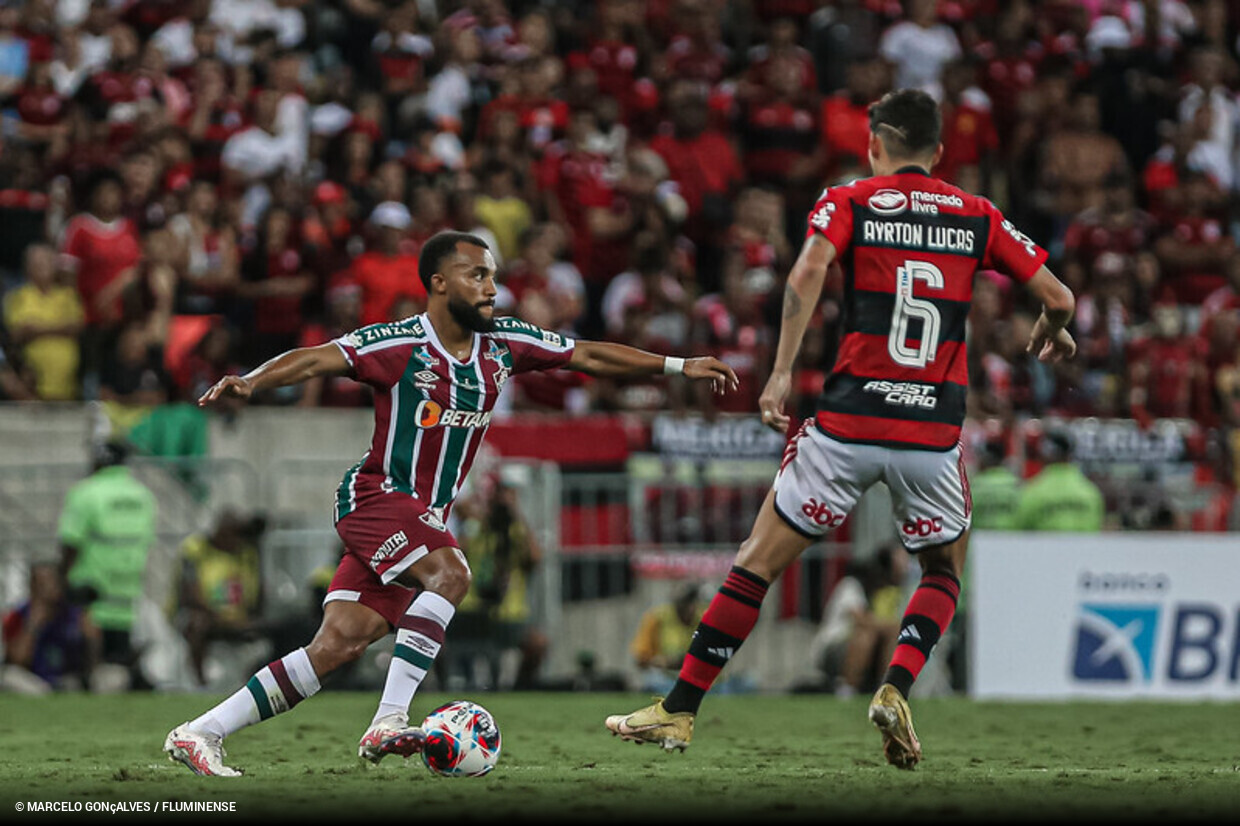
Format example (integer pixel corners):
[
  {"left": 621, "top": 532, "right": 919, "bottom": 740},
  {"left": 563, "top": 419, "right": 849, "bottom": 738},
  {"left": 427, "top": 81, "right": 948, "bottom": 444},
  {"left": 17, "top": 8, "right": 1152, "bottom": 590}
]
[
  {"left": 1023, "top": 264, "right": 1077, "bottom": 363},
  {"left": 566, "top": 340, "right": 739, "bottom": 395},
  {"left": 759, "top": 233, "right": 836, "bottom": 433},
  {"left": 198, "top": 342, "right": 352, "bottom": 406}
]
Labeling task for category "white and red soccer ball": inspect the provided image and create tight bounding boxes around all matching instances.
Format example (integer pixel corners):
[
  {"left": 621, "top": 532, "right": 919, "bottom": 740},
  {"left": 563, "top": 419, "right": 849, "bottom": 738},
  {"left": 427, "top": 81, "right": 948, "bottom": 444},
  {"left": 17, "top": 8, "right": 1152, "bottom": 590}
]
[{"left": 420, "top": 700, "right": 501, "bottom": 777}]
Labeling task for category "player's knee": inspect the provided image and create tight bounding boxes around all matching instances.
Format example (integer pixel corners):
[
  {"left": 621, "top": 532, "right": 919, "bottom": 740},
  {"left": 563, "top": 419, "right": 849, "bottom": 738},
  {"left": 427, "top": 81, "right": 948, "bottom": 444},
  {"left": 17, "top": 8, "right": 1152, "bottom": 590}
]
[
  {"left": 417, "top": 547, "right": 472, "bottom": 605},
  {"left": 916, "top": 545, "right": 964, "bottom": 580},
  {"left": 308, "top": 606, "right": 388, "bottom": 672}
]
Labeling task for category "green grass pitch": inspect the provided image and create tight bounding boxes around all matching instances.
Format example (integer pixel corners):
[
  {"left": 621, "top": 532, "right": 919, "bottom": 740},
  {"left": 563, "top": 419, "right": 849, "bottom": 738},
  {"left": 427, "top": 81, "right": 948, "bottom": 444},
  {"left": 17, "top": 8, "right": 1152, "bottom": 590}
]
[{"left": 0, "top": 691, "right": 1236, "bottom": 824}]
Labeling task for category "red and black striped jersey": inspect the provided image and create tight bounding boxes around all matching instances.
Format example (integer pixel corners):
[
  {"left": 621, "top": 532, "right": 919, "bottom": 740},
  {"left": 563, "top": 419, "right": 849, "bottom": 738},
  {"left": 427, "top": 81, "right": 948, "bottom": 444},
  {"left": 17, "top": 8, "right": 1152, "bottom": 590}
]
[
  {"left": 805, "top": 167, "right": 1047, "bottom": 450},
  {"left": 331, "top": 314, "right": 574, "bottom": 522}
]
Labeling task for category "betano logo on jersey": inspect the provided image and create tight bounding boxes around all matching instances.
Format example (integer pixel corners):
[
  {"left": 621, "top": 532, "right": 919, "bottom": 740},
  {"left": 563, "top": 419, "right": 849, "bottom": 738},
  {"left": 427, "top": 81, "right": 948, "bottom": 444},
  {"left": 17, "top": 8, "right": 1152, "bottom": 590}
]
[
  {"left": 1072, "top": 572, "right": 1240, "bottom": 685},
  {"left": 414, "top": 400, "right": 492, "bottom": 429},
  {"left": 862, "top": 380, "right": 938, "bottom": 409}
]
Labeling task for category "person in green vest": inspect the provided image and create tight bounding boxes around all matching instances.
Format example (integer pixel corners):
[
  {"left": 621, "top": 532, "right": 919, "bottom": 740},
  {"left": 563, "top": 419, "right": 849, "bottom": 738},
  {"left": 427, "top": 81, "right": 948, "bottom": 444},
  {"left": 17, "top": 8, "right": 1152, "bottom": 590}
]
[
  {"left": 57, "top": 440, "right": 158, "bottom": 690},
  {"left": 1014, "top": 429, "right": 1105, "bottom": 532},
  {"left": 970, "top": 436, "right": 1023, "bottom": 531}
]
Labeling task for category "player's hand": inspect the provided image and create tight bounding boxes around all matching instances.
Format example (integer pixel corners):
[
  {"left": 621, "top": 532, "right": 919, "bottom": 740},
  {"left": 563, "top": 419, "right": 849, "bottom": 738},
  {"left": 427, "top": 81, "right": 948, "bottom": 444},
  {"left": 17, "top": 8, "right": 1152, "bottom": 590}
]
[
  {"left": 1026, "top": 317, "right": 1077, "bottom": 363},
  {"left": 758, "top": 370, "right": 792, "bottom": 434},
  {"left": 684, "top": 356, "right": 739, "bottom": 395},
  {"left": 198, "top": 375, "right": 254, "bottom": 407}
]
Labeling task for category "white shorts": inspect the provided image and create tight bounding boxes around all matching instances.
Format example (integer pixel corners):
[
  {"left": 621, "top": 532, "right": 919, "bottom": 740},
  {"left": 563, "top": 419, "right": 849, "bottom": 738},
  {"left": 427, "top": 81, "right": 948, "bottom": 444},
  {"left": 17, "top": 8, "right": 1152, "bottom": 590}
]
[{"left": 772, "top": 421, "right": 972, "bottom": 551}]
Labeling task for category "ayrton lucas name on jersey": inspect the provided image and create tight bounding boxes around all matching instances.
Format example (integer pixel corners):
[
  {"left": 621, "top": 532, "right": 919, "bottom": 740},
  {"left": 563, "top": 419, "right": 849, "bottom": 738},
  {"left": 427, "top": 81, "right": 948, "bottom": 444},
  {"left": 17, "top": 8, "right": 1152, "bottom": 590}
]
[{"left": 860, "top": 219, "right": 977, "bottom": 254}]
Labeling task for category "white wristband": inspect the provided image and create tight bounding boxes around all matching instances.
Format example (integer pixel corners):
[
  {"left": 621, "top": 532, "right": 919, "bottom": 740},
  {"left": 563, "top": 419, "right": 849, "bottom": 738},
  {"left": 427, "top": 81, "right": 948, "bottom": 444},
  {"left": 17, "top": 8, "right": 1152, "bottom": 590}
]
[{"left": 663, "top": 356, "right": 686, "bottom": 376}]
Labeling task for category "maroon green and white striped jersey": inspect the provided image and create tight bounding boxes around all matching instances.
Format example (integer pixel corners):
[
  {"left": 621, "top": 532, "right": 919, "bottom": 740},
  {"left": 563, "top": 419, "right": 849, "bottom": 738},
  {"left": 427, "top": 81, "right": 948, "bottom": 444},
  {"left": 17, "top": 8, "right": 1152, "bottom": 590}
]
[{"left": 331, "top": 314, "right": 575, "bottom": 522}]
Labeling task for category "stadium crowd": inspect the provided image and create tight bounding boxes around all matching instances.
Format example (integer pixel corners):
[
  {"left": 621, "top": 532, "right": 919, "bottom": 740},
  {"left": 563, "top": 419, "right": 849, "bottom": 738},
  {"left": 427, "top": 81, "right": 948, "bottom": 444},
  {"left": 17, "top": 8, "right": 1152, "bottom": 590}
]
[{"left": 0, "top": 0, "right": 1238, "bottom": 454}]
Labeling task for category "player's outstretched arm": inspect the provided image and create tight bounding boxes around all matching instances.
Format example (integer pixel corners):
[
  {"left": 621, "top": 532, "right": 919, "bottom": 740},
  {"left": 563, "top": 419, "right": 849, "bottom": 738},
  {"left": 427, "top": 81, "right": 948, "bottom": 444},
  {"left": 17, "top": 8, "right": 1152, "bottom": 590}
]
[
  {"left": 759, "top": 234, "right": 835, "bottom": 433},
  {"left": 566, "top": 341, "right": 739, "bottom": 395},
  {"left": 198, "top": 342, "right": 352, "bottom": 407},
  {"left": 1023, "top": 265, "right": 1078, "bottom": 364}
]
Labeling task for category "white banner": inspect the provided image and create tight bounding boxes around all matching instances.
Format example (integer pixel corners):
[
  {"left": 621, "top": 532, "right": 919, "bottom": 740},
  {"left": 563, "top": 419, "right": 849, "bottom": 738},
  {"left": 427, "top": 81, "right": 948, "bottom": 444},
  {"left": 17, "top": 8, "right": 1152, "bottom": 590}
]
[{"left": 969, "top": 532, "right": 1240, "bottom": 699}]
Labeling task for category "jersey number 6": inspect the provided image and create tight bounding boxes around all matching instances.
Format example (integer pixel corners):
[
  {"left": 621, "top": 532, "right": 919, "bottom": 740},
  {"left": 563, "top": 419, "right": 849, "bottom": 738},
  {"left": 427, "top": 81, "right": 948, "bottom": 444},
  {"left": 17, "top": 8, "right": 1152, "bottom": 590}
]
[{"left": 888, "top": 259, "right": 943, "bottom": 369}]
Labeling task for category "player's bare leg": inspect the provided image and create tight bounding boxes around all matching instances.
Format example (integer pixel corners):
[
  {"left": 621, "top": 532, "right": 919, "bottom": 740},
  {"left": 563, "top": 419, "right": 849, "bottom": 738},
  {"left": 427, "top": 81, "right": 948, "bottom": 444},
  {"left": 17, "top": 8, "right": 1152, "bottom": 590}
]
[
  {"left": 606, "top": 491, "right": 812, "bottom": 750},
  {"left": 359, "top": 546, "right": 471, "bottom": 764},
  {"left": 869, "top": 530, "right": 968, "bottom": 770}
]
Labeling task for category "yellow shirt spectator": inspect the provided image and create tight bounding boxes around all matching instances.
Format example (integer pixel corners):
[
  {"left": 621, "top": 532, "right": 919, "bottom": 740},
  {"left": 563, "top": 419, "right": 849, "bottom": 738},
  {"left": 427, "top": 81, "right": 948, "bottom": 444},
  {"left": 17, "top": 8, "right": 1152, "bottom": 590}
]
[{"left": 4, "top": 281, "right": 84, "bottom": 401}]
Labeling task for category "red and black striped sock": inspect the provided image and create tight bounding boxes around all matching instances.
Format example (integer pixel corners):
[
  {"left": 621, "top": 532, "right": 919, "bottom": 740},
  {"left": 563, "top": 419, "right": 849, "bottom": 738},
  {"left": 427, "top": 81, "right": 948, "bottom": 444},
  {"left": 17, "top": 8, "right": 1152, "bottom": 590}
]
[
  {"left": 883, "top": 571, "right": 961, "bottom": 699},
  {"left": 662, "top": 566, "right": 769, "bottom": 715}
]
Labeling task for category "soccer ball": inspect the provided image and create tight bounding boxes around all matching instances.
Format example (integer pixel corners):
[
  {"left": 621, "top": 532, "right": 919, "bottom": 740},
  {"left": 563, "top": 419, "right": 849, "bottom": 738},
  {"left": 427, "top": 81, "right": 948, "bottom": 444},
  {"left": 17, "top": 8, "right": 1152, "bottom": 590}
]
[{"left": 420, "top": 700, "right": 501, "bottom": 777}]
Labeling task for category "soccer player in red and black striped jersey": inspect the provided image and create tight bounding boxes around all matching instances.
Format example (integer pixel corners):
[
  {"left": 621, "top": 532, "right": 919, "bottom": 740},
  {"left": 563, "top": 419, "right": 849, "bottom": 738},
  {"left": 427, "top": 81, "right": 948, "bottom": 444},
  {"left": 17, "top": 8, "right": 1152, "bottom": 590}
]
[
  {"left": 607, "top": 89, "right": 1077, "bottom": 768},
  {"left": 164, "top": 231, "right": 737, "bottom": 777}
]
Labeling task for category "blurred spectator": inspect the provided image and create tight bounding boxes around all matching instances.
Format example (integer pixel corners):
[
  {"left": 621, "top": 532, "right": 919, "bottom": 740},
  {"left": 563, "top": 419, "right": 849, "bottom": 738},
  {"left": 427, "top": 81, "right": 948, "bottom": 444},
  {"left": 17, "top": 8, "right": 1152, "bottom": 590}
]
[
  {"left": 807, "top": 0, "right": 883, "bottom": 95},
  {"left": 1170, "top": 45, "right": 1240, "bottom": 188},
  {"left": 1014, "top": 429, "right": 1105, "bottom": 531},
  {"left": 424, "top": 21, "right": 483, "bottom": 134},
  {"left": 1, "top": 561, "right": 99, "bottom": 694},
  {"left": 236, "top": 204, "right": 315, "bottom": 364},
  {"left": 503, "top": 222, "right": 584, "bottom": 334},
  {"left": 369, "top": 0, "right": 433, "bottom": 134},
  {"left": 936, "top": 59, "right": 998, "bottom": 191},
  {"left": 60, "top": 169, "right": 142, "bottom": 398},
  {"left": 539, "top": 105, "right": 636, "bottom": 332},
  {"left": 14, "top": 55, "right": 68, "bottom": 147},
  {"left": 600, "top": 236, "right": 693, "bottom": 410},
  {"left": 297, "top": 277, "right": 370, "bottom": 408},
  {"left": 473, "top": 160, "right": 533, "bottom": 264},
  {"left": 301, "top": 180, "right": 358, "bottom": 283},
  {"left": 649, "top": 77, "right": 744, "bottom": 284},
  {"left": 176, "top": 509, "right": 266, "bottom": 688},
  {"left": 1152, "top": 167, "right": 1234, "bottom": 305},
  {"left": 347, "top": 200, "right": 425, "bottom": 328},
  {"left": 3, "top": 243, "right": 83, "bottom": 400},
  {"left": 690, "top": 248, "right": 773, "bottom": 416},
  {"left": 660, "top": 1, "right": 731, "bottom": 88},
  {"left": 1037, "top": 84, "right": 1130, "bottom": 239},
  {"left": 0, "top": 3, "right": 30, "bottom": 100},
  {"left": 220, "top": 87, "right": 302, "bottom": 229},
  {"left": 1127, "top": 300, "right": 1209, "bottom": 425},
  {"left": 565, "top": 0, "right": 655, "bottom": 128},
  {"left": 1060, "top": 169, "right": 1157, "bottom": 298},
  {"left": 809, "top": 545, "right": 909, "bottom": 697},
  {"left": 57, "top": 440, "right": 157, "bottom": 691},
  {"left": 878, "top": 0, "right": 961, "bottom": 101},
  {"left": 820, "top": 56, "right": 890, "bottom": 184},
  {"left": 969, "top": 435, "right": 1022, "bottom": 530},
  {"left": 167, "top": 179, "right": 240, "bottom": 315},
  {"left": 452, "top": 476, "right": 544, "bottom": 691},
  {"left": 630, "top": 582, "right": 705, "bottom": 694},
  {"left": 738, "top": 51, "right": 823, "bottom": 233}
]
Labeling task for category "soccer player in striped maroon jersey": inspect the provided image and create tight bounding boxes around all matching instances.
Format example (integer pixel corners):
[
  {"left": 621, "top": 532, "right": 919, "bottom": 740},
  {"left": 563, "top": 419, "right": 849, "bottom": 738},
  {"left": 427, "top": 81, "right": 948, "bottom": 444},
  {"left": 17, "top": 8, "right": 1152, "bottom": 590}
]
[
  {"left": 165, "top": 230, "right": 737, "bottom": 777},
  {"left": 607, "top": 89, "right": 1078, "bottom": 768}
]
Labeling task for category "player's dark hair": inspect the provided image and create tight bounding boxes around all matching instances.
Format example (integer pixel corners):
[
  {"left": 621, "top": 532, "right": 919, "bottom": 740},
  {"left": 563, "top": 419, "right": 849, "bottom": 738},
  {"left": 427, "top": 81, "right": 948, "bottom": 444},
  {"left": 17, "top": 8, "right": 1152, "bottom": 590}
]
[
  {"left": 418, "top": 231, "right": 490, "bottom": 290},
  {"left": 868, "top": 89, "right": 942, "bottom": 159}
]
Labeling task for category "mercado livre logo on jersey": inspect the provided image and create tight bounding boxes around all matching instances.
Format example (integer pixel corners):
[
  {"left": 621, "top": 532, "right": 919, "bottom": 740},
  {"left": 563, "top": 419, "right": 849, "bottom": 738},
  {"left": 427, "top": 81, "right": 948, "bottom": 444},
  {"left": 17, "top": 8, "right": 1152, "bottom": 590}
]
[{"left": 414, "top": 400, "right": 491, "bottom": 429}]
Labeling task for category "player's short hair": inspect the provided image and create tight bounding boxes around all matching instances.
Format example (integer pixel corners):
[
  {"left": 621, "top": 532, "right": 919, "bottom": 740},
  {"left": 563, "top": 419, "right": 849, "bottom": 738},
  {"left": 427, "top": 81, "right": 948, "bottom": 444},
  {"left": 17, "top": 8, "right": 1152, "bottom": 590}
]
[
  {"left": 418, "top": 231, "right": 490, "bottom": 290},
  {"left": 868, "top": 89, "right": 942, "bottom": 159}
]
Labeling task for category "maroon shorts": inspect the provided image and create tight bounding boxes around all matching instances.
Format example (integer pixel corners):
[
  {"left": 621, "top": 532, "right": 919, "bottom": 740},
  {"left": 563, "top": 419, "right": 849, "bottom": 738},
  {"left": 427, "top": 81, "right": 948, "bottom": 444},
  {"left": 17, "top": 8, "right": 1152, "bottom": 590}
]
[{"left": 326, "top": 494, "right": 460, "bottom": 627}]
